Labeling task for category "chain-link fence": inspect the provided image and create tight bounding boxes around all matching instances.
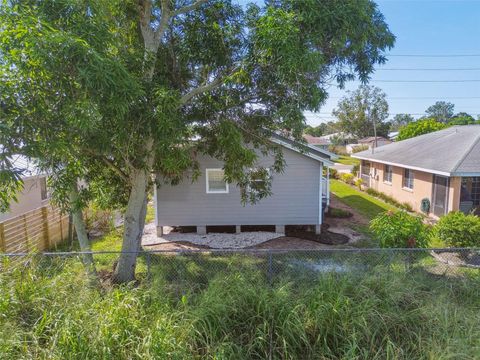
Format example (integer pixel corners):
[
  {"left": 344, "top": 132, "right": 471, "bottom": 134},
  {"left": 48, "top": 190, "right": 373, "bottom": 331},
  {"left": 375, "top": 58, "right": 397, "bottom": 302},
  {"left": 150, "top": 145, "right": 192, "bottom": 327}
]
[{"left": 1, "top": 248, "right": 479, "bottom": 289}]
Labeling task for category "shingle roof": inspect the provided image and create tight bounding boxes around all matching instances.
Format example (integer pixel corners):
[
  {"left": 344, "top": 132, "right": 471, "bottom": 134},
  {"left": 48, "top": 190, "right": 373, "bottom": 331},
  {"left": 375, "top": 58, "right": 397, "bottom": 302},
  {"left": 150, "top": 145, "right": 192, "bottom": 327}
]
[
  {"left": 352, "top": 125, "right": 480, "bottom": 176},
  {"left": 303, "top": 134, "right": 330, "bottom": 145}
]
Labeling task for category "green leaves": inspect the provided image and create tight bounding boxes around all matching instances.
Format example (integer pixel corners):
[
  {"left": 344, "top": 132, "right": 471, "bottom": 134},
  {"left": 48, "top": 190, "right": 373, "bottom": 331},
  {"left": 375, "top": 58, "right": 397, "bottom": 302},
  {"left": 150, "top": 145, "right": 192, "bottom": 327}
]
[
  {"left": 397, "top": 118, "right": 447, "bottom": 141},
  {"left": 370, "top": 211, "right": 430, "bottom": 248}
]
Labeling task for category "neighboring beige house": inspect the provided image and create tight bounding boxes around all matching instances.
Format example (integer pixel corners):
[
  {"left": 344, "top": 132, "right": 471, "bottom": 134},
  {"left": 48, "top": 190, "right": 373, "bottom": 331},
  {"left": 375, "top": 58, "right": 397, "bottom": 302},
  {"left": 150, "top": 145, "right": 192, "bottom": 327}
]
[
  {"left": 352, "top": 126, "right": 480, "bottom": 217},
  {"left": 0, "top": 156, "right": 49, "bottom": 222}
]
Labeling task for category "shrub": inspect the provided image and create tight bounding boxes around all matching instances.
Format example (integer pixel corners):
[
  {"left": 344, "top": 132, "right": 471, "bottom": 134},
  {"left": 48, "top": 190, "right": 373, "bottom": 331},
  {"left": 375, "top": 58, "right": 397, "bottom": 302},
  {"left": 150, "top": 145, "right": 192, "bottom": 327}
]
[
  {"left": 351, "top": 163, "right": 359, "bottom": 176},
  {"left": 432, "top": 211, "right": 480, "bottom": 247},
  {"left": 327, "top": 207, "right": 353, "bottom": 218},
  {"left": 354, "top": 178, "right": 363, "bottom": 189},
  {"left": 340, "top": 173, "right": 354, "bottom": 184},
  {"left": 401, "top": 202, "right": 414, "bottom": 212},
  {"left": 366, "top": 188, "right": 379, "bottom": 197},
  {"left": 351, "top": 144, "right": 369, "bottom": 153},
  {"left": 370, "top": 211, "right": 430, "bottom": 248},
  {"left": 328, "top": 145, "right": 348, "bottom": 156},
  {"left": 329, "top": 168, "right": 339, "bottom": 179}
]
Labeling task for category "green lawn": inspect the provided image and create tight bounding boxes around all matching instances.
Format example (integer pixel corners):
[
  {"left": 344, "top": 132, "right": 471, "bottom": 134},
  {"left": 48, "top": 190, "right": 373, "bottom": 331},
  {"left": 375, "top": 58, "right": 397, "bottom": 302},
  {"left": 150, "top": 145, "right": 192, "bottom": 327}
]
[
  {"left": 330, "top": 179, "right": 396, "bottom": 221},
  {"left": 335, "top": 155, "right": 360, "bottom": 166}
]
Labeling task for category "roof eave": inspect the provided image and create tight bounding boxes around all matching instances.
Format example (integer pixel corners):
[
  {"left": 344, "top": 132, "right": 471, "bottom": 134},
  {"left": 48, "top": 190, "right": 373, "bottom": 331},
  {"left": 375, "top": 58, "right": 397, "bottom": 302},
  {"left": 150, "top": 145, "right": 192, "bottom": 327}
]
[{"left": 352, "top": 154, "right": 451, "bottom": 177}]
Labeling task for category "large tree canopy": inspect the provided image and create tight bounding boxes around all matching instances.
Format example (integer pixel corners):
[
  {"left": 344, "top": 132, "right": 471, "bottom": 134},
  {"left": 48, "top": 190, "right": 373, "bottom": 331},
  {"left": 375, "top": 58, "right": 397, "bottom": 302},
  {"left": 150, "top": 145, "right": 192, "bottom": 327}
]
[
  {"left": 333, "top": 85, "right": 390, "bottom": 139},
  {"left": 0, "top": 0, "right": 394, "bottom": 282},
  {"left": 425, "top": 101, "right": 455, "bottom": 123}
]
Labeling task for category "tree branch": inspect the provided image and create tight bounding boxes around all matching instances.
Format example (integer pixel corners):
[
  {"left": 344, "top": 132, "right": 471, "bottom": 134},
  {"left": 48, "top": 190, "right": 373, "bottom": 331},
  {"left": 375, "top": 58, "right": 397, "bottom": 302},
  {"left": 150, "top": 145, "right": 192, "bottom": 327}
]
[
  {"left": 173, "top": 0, "right": 209, "bottom": 16},
  {"left": 179, "top": 71, "right": 232, "bottom": 105}
]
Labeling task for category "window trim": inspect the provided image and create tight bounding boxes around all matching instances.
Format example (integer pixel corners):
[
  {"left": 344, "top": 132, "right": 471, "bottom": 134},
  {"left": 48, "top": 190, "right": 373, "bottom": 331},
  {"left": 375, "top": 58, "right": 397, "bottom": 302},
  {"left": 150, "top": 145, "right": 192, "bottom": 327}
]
[
  {"left": 206, "top": 168, "right": 229, "bottom": 194},
  {"left": 40, "top": 177, "right": 49, "bottom": 201},
  {"left": 383, "top": 164, "right": 393, "bottom": 184},
  {"left": 403, "top": 168, "right": 414, "bottom": 190},
  {"left": 245, "top": 167, "right": 272, "bottom": 196}
]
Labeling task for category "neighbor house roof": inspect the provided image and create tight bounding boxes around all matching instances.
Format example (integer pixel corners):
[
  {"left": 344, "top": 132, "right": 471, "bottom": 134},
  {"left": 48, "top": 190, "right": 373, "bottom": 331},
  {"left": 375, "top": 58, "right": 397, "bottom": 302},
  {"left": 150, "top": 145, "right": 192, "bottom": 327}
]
[
  {"left": 303, "top": 134, "right": 330, "bottom": 146},
  {"left": 352, "top": 125, "right": 480, "bottom": 176},
  {"left": 358, "top": 136, "right": 391, "bottom": 144},
  {"left": 271, "top": 133, "right": 336, "bottom": 165}
]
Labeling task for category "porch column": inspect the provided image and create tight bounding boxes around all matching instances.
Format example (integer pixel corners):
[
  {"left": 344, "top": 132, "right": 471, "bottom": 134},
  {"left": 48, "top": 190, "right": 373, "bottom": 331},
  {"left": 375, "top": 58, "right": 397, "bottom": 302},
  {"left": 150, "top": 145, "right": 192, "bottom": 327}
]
[
  {"left": 326, "top": 166, "right": 330, "bottom": 207},
  {"left": 448, "top": 177, "right": 462, "bottom": 212},
  {"left": 318, "top": 163, "right": 323, "bottom": 228}
]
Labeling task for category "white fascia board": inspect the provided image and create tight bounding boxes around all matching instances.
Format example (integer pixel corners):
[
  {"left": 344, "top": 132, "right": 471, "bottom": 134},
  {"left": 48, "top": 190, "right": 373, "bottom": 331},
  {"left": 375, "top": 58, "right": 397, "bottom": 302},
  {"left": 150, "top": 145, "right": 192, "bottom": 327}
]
[
  {"left": 351, "top": 155, "right": 451, "bottom": 177},
  {"left": 271, "top": 138, "right": 334, "bottom": 166}
]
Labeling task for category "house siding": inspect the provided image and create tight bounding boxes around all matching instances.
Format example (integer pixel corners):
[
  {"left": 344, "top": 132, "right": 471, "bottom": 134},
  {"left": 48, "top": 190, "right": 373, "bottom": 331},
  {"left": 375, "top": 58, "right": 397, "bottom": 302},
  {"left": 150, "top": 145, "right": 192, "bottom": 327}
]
[
  {"left": 0, "top": 176, "right": 49, "bottom": 222},
  {"left": 361, "top": 161, "right": 462, "bottom": 216},
  {"left": 156, "top": 147, "right": 321, "bottom": 227}
]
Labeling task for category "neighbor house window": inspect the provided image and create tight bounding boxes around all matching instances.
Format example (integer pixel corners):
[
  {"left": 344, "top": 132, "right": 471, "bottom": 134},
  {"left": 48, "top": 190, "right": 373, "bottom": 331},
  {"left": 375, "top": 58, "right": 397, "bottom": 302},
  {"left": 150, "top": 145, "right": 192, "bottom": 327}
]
[
  {"left": 403, "top": 169, "right": 414, "bottom": 189},
  {"left": 383, "top": 165, "right": 393, "bottom": 183},
  {"left": 40, "top": 177, "right": 49, "bottom": 200},
  {"left": 206, "top": 169, "right": 229, "bottom": 193}
]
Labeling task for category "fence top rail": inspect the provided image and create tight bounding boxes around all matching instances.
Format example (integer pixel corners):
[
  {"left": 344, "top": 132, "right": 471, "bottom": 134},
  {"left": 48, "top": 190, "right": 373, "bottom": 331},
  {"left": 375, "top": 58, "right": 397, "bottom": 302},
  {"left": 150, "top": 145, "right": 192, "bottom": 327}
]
[{"left": 0, "top": 247, "right": 478, "bottom": 257}]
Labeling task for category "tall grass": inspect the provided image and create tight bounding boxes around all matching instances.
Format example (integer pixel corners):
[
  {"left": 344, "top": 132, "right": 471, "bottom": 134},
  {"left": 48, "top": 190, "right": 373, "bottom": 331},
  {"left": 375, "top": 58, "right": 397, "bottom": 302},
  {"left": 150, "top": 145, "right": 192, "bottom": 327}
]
[{"left": 0, "top": 255, "right": 479, "bottom": 359}]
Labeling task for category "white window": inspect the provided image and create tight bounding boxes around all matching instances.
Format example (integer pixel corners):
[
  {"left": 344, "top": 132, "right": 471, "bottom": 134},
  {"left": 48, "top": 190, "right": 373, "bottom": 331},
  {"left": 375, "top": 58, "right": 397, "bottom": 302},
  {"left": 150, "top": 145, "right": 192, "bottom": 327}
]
[
  {"left": 383, "top": 165, "right": 393, "bottom": 183},
  {"left": 403, "top": 169, "right": 414, "bottom": 189},
  {"left": 206, "top": 169, "right": 229, "bottom": 193},
  {"left": 246, "top": 167, "right": 271, "bottom": 195}
]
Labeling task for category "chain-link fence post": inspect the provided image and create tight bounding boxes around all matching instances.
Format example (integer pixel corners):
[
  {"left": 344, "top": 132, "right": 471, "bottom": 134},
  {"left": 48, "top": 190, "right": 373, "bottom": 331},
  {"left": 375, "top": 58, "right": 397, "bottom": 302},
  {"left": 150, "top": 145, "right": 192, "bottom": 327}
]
[
  {"left": 267, "top": 251, "right": 273, "bottom": 286},
  {"left": 146, "top": 251, "right": 151, "bottom": 279}
]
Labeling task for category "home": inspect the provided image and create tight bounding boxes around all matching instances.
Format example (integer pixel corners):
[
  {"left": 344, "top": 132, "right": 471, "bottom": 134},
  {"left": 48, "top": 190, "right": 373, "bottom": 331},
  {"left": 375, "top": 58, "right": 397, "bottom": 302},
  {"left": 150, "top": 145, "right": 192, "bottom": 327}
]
[
  {"left": 0, "top": 155, "right": 50, "bottom": 222},
  {"left": 303, "top": 134, "right": 331, "bottom": 150},
  {"left": 346, "top": 136, "right": 392, "bottom": 154},
  {"left": 154, "top": 134, "right": 335, "bottom": 236},
  {"left": 352, "top": 125, "right": 480, "bottom": 217}
]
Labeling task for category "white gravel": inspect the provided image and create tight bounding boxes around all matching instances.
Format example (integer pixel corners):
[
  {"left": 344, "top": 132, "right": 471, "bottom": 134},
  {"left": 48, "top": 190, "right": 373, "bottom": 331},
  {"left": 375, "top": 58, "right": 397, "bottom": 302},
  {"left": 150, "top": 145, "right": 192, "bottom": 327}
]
[{"left": 141, "top": 222, "right": 284, "bottom": 249}]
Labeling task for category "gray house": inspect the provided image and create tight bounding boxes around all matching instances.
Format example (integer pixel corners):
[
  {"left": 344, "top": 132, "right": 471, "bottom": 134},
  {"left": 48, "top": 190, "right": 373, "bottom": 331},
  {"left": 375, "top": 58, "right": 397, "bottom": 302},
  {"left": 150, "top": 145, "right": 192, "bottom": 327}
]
[{"left": 154, "top": 134, "right": 335, "bottom": 236}]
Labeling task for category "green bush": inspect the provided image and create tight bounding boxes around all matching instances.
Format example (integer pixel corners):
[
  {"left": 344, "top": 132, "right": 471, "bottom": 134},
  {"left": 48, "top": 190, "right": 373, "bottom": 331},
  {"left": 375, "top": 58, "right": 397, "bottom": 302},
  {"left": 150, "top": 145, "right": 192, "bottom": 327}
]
[
  {"left": 351, "top": 144, "right": 369, "bottom": 153},
  {"left": 354, "top": 178, "right": 363, "bottom": 189},
  {"left": 327, "top": 207, "right": 353, "bottom": 218},
  {"left": 370, "top": 211, "right": 430, "bottom": 248},
  {"left": 432, "top": 211, "right": 480, "bottom": 247},
  {"left": 351, "top": 163, "right": 359, "bottom": 176},
  {"left": 329, "top": 168, "right": 339, "bottom": 179},
  {"left": 401, "top": 202, "right": 414, "bottom": 212},
  {"left": 340, "top": 173, "right": 354, "bottom": 184},
  {"left": 365, "top": 187, "right": 379, "bottom": 197},
  {"left": 365, "top": 188, "right": 415, "bottom": 212}
]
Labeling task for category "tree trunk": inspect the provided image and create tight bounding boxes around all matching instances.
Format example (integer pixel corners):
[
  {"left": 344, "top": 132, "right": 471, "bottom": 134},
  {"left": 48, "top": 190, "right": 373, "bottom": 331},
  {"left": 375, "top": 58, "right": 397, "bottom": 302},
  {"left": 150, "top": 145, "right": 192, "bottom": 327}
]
[
  {"left": 112, "top": 169, "right": 149, "bottom": 283},
  {"left": 69, "top": 184, "right": 97, "bottom": 276}
]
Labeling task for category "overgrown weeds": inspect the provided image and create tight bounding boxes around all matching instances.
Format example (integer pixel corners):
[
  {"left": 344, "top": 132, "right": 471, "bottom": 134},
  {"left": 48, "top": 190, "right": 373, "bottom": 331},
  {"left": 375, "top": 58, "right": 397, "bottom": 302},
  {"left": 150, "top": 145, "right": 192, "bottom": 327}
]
[{"left": 0, "top": 255, "right": 479, "bottom": 359}]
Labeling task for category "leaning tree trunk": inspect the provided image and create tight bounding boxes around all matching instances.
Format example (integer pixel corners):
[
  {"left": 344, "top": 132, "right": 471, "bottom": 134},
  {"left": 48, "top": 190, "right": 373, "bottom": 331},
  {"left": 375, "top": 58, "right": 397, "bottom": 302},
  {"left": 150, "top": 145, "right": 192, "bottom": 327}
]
[
  {"left": 112, "top": 168, "right": 149, "bottom": 283},
  {"left": 69, "top": 184, "right": 97, "bottom": 276}
]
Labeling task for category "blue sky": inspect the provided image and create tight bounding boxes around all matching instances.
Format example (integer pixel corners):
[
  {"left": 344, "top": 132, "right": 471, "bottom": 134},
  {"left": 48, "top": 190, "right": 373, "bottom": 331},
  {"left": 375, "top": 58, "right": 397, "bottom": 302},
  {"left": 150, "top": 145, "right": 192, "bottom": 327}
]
[{"left": 239, "top": 0, "right": 480, "bottom": 126}]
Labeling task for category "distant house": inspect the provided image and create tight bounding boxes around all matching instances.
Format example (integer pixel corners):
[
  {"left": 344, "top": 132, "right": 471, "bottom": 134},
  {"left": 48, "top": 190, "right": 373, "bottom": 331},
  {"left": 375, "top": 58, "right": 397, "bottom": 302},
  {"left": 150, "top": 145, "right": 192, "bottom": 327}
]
[
  {"left": 0, "top": 156, "right": 49, "bottom": 222},
  {"left": 303, "top": 134, "right": 331, "bottom": 150},
  {"left": 352, "top": 125, "right": 480, "bottom": 217},
  {"left": 155, "top": 134, "right": 335, "bottom": 236},
  {"left": 346, "top": 136, "right": 391, "bottom": 154}
]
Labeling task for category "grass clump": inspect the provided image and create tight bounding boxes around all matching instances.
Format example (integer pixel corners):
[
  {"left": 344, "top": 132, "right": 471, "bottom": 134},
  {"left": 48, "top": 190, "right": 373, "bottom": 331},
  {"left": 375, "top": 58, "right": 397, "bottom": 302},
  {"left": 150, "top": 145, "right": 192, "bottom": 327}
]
[{"left": 0, "top": 254, "right": 479, "bottom": 359}]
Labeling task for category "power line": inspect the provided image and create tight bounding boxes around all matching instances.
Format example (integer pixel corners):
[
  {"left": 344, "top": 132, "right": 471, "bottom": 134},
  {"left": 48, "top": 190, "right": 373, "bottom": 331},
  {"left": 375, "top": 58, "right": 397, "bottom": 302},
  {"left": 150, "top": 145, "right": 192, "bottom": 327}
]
[
  {"left": 387, "top": 54, "right": 480, "bottom": 57},
  {"left": 326, "top": 96, "right": 480, "bottom": 100},
  {"left": 378, "top": 68, "right": 480, "bottom": 71},
  {"left": 374, "top": 79, "right": 480, "bottom": 83}
]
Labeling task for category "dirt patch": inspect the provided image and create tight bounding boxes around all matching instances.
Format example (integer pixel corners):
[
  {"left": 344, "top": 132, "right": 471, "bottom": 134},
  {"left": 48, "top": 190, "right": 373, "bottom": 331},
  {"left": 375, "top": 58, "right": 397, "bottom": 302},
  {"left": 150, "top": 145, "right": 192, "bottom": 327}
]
[
  {"left": 249, "top": 237, "right": 338, "bottom": 250},
  {"left": 285, "top": 229, "right": 349, "bottom": 245},
  {"left": 431, "top": 250, "right": 480, "bottom": 268}
]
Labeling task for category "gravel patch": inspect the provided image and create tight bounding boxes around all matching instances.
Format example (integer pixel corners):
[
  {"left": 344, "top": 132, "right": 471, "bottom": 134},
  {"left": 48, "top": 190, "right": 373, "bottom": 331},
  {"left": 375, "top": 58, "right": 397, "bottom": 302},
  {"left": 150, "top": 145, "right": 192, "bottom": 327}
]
[{"left": 141, "top": 222, "right": 284, "bottom": 249}]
